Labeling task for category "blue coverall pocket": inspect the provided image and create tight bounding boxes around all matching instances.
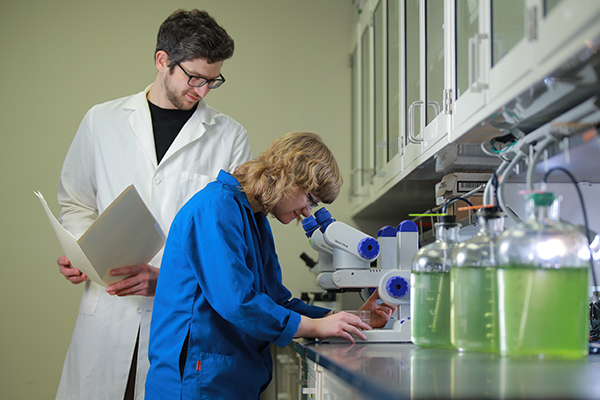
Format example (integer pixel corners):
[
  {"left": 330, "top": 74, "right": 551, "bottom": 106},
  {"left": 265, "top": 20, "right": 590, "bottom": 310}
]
[{"left": 182, "top": 352, "right": 263, "bottom": 399}]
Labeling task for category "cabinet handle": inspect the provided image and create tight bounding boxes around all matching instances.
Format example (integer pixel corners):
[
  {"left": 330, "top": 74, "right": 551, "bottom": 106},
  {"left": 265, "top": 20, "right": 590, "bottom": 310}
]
[
  {"left": 408, "top": 100, "right": 424, "bottom": 144},
  {"left": 302, "top": 387, "right": 317, "bottom": 395},
  {"left": 408, "top": 101, "right": 440, "bottom": 144},
  {"left": 428, "top": 101, "right": 441, "bottom": 117},
  {"left": 470, "top": 33, "right": 488, "bottom": 93}
]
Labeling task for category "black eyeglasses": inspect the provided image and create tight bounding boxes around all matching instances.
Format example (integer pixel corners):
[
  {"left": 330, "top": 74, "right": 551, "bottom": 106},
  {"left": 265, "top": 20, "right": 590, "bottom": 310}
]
[
  {"left": 307, "top": 193, "right": 319, "bottom": 208},
  {"left": 176, "top": 63, "right": 226, "bottom": 89}
]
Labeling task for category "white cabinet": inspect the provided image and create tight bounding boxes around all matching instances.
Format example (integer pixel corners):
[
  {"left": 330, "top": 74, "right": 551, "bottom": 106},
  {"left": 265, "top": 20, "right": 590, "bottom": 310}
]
[
  {"left": 273, "top": 346, "right": 302, "bottom": 400},
  {"left": 451, "top": 0, "right": 490, "bottom": 131},
  {"left": 401, "top": 0, "right": 448, "bottom": 173},
  {"left": 350, "top": 9, "right": 375, "bottom": 199},
  {"left": 451, "top": 0, "right": 600, "bottom": 140},
  {"left": 349, "top": 0, "right": 600, "bottom": 224},
  {"left": 322, "top": 368, "right": 357, "bottom": 400},
  {"left": 535, "top": 0, "right": 600, "bottom": 78},
  {"left": 301, "top": 358, "right": 320, "bottom": 399},
  {"left": 272, "top": 344, "right": 366, "bottom": 400},
  {"left": 398, "top": 0, "right": 450, "bottom": 173},
  {"left": 486, "top": 0, "right": 533, "bottom": 103}
]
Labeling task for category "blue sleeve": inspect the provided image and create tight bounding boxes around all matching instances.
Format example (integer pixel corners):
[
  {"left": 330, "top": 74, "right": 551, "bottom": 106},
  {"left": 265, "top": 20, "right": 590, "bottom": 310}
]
[
  {"left": 180, "top": 190, "right": 301, "bottom": 346},
  {"left": 257, "top": 215, "right": 330, "bottom": 319}
]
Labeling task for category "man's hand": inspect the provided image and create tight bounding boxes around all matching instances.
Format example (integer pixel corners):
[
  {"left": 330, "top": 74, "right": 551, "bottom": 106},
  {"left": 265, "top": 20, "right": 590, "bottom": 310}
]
[
  {"left": 57, "top": 255, "right": 87, "bottom": 284},
  {"left": 106, "top": 264, "right": 159, "bottom": 297}
]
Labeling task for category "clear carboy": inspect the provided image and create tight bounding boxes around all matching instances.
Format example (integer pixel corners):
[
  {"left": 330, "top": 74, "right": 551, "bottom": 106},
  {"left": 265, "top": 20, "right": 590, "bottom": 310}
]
[
  {"left": 411, "top": 215, "right": 461, "bottom": 348},
  {"left": 451, "top": 206, "right": 505, "bottom": 353},
  {"left": 496, "top": 192, "right": 590, "bottom": 359}
]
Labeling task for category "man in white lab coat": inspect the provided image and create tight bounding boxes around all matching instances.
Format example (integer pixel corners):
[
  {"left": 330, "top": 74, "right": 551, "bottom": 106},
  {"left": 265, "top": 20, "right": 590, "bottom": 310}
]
[{"left": 54, "top": 9, "right": 252, "bottom": 400}]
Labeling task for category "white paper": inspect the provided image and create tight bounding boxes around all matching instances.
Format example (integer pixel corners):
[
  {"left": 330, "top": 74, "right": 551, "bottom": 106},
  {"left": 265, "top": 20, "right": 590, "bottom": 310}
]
[{"left": 35, "top": 185, "right": 165, "bottom": 287}]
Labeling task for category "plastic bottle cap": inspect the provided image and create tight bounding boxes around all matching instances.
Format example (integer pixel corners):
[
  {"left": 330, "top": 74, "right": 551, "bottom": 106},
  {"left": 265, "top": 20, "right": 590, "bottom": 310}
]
[
  {"left": 439, "top": 215, "right": 457, "bottom": 223},
  {"left": 527, "top": 192, "right": 556, "bottom": 206},
  {"left": 476, "top": 206, "right": 504, "bottom": 219}
]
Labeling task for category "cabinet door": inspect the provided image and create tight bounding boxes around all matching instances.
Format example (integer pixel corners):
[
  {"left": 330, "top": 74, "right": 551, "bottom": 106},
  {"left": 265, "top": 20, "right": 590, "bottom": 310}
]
[
  {"left": 350, "top": 46, "right": 364, "bottom": 198},
  {"left": 350, "top": 12, "right": 375, "bottom": 200},
  {"left": 361, "top": 22, "right": 375, "bottom": 188},
  {"left": 373, "top": 0, "right": 404, "bottom": 174},
  {"left": 403, "top": 0, "right": 450, "bottom": 171},
  {"left": 487, "top": 0, "right": 532, "bottom": 100},
  {"left": 423, "top": 0, "right": 449, "bottom": 148},
  {"left": 374, "top": 0, "right": 387, "bottom": 175},
  {"left": 400, "top": 0, "right": 424, "bottom": 171},
  {"left": 451, "top": 0, "right": 491, "bottom": 134},
  {"left": 387, "top": 0, "right": 401, "bottom": 164},
  {"left": 536, "top": 0, "right": 600, "bottom": 75}
]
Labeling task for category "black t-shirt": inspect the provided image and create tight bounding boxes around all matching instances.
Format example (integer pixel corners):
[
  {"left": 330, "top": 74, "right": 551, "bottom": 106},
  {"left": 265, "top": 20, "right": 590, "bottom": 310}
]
[{"left": 148, "top": 101, "right": 197, "bottom": 163}]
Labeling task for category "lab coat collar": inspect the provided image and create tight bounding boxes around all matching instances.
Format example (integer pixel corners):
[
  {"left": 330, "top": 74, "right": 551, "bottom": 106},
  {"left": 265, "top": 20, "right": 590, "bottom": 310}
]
[
  {"left": 131, "top": 84, "right": 215, "bottom": 126},
  {"left": 123, "top": 84, "right": 217, "bottom": 167},
  {"left": 194, "top": 99, "right": 215, "bottom": 126},
  {"left": 124, "top": 86, "right": 156, "bottom": 166}
]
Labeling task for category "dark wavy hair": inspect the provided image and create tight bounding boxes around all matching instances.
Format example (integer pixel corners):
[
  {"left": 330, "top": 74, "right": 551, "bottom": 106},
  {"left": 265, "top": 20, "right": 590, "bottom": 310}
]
[
  {"left": 155, "top": 9, "right": 234, "bottom": 70},
  {"left": 233, "top": 132, "right": 343, "bottom": 215}
]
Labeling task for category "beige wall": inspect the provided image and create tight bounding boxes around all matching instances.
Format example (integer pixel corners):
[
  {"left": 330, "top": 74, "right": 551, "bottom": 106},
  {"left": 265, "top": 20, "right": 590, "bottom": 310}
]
[{"left": 0, "top": 0, "right": 353, "bottom": 397}]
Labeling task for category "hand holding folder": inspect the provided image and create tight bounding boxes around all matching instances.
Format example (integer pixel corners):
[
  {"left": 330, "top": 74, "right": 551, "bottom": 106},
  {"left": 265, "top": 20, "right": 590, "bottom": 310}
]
[{"left": 35, "top": 185, "right": 165, "bottom": 287}]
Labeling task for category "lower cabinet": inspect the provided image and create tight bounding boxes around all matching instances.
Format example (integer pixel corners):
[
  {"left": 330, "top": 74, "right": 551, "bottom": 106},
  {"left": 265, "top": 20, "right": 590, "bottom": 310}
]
[
  {"left": 271, "top": 345, "right": 301, "bottom": 400},
  {"left": 271, "top": 345, "right": 361, "bottom": 400},
  {"left": 321, "top": 367, "right": 357, "bottom": 400}
]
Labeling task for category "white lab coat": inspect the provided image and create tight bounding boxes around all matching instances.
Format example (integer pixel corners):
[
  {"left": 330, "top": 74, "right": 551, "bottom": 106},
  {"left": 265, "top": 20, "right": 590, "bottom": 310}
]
[{"left": 55, "top": 85, "right": 252, "bottom": 400}]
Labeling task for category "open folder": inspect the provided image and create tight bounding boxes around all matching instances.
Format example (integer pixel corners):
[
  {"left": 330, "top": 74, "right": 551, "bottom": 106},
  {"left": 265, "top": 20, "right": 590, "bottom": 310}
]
[{"left": 35, "top": 185, "right": 165, "bottom": 287}]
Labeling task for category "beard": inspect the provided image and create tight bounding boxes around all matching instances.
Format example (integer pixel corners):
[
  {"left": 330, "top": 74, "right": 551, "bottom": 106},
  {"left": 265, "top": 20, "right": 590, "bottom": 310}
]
[{"left": 163, "top": 74, "right": 200, "bottom": 110}]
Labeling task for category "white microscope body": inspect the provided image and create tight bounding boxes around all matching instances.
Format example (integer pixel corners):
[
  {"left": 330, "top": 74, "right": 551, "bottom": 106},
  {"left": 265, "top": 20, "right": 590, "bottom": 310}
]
[
  {"left": 304, "top": 208, "right": 419, "bottom": 343},
  {"left": 301, "top": 216, "right": 335, "bottom": 275}
]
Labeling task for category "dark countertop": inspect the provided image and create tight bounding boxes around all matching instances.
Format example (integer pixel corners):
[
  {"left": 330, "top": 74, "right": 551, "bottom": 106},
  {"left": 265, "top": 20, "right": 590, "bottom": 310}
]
[{"left": 289, "top": 340, "right": 600, "bottom": 399}]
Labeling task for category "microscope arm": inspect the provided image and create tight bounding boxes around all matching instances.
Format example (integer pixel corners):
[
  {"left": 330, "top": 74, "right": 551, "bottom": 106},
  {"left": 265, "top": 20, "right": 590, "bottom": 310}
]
[{"left": 317, "top": 269, "right": 410, "bottom": 306}]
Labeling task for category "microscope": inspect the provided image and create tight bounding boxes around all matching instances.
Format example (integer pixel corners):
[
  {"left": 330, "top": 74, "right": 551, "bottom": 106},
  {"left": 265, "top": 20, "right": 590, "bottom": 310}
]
[{"left": 302, "top": 207, "right": 418, "bottom": 342}]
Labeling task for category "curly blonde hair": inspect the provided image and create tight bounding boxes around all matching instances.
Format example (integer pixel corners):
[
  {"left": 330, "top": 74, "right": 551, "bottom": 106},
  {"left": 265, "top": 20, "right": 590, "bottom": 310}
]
[{"left": 232, "top": 132, "right": 343, "bottom": 215}]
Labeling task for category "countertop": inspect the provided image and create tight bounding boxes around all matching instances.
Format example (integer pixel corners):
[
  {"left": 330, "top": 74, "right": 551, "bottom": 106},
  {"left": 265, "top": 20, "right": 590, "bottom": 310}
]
[{"left": 289, "top": 340, "right": 600, "bottom": 399}]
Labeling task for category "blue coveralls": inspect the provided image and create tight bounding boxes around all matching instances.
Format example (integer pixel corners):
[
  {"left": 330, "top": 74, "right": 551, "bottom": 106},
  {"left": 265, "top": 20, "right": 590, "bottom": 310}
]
[{"left": 146, "top": 170, "right": 329, "bottom": 399}]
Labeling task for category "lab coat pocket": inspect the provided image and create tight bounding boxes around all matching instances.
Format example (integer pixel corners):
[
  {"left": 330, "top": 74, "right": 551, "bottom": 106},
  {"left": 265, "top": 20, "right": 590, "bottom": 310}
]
[
  {"left": 175, "top": 172, "right": 215, "bottom": 210},
  {"left": 78, "top": 280, "right": 102, "bottom": 315}
]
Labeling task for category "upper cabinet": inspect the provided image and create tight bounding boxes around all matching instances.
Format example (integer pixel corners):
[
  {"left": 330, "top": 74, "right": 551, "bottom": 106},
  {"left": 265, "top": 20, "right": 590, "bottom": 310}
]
[
  {"left": 536, "top": 0, "right": 600, "bottom": 75},
  {"left": 402, "top": 0, "right": 451, "bottom": 173},
  {"left": 452, "top": 0, "right": 490, "bottom": 130},
  {"left": 349, "top": 0, "right": 600, "bottom": 230},
  {"left": 487, "top": 0, "right": 532, "bottom": 103}
]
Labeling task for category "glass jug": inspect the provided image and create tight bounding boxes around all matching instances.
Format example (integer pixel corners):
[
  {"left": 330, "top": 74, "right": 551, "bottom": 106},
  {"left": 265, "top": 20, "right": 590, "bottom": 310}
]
[
  {"left": 411, "top": 215, "right": 461, "bottom": 348},
  {"left": 451, "top": 206, "right": 505, "bottom": 353},
  {"left": 496, "top": 192, "right": 589, "bottom": 359}
]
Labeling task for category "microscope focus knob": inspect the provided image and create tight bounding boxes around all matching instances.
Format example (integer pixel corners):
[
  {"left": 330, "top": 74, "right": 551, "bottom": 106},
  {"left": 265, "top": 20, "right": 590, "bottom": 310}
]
[
  {"left": 386, "top": 276, "right": 409, "bottom": 299},
  {"left": 357, "top": 237, "right": 380, "bottom": 260}
]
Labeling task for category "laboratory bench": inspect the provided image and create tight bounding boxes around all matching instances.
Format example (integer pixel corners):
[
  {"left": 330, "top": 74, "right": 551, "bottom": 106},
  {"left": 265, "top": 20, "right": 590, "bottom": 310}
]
[{"left": 272, "top": 339, "right": 600, "bottom": 399}]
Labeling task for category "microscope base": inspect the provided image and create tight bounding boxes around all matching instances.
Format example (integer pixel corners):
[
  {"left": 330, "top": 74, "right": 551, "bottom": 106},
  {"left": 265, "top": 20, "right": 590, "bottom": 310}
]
[
  {"left": 320, "top": 319, "right": 412, "bottom": 343},
  {"left": 359, "top": 328, "right": 411, "bottom": 343}
]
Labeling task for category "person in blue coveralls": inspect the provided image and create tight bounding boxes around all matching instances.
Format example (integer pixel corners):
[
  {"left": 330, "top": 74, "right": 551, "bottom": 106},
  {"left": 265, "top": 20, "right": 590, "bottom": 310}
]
[{"left": 145, "top": 132, "right": 395, "bottom": 399}]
